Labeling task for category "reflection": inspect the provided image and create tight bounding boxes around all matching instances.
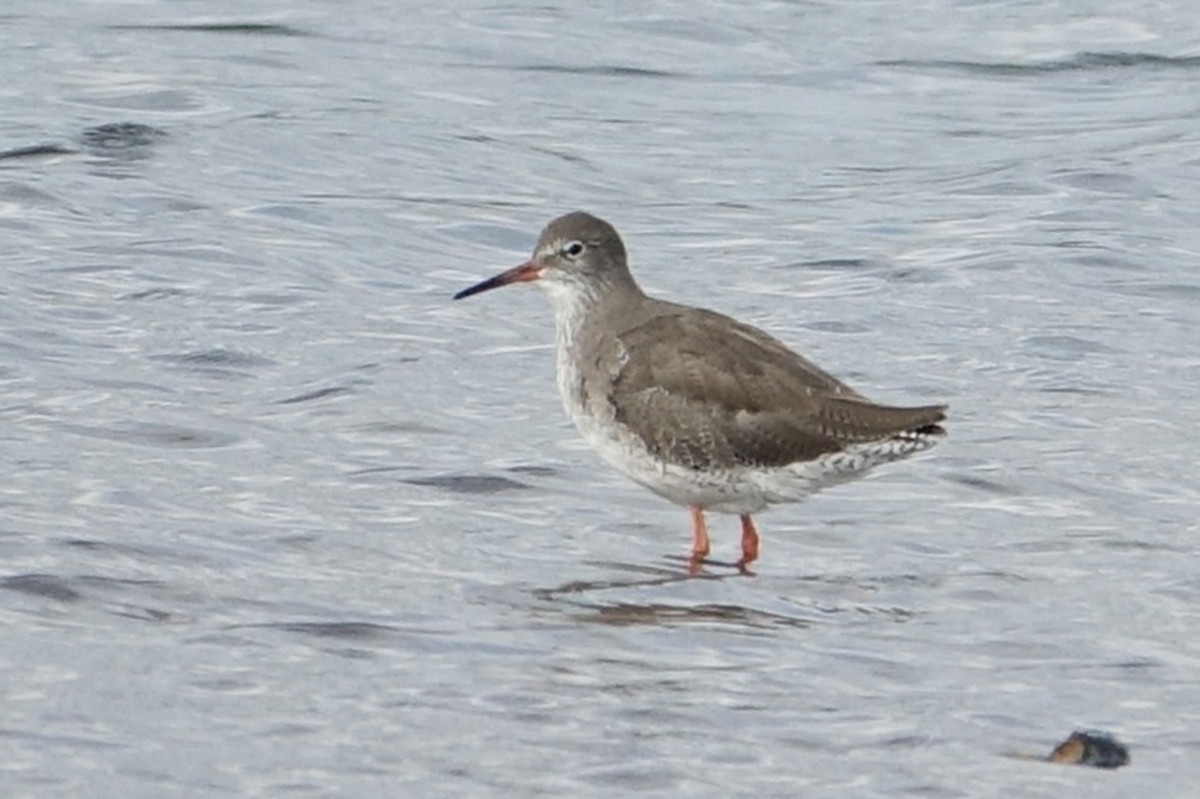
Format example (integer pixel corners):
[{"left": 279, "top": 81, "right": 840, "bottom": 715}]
[
  {"left": 534, "top": 559, "right": 735, "bottom": 600},
  {"left": 574, "top": 601, "right": 812, "bottom": 629},
  {"left": 531, "top": 559, "right": 920, "bottom": 628}
]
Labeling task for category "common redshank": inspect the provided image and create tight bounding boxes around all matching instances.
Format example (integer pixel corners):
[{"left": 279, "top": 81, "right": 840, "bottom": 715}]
[{"left": 454, "top": 212, "right": 946, "bottom": 572}]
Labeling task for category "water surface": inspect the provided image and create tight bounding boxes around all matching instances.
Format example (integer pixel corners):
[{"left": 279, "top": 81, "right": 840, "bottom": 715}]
[{"left": 2, "top": 1, "right": 1198, "bottom": 796}]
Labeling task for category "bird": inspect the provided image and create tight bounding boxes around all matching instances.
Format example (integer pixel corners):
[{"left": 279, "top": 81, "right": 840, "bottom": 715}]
[{"left": 453, "top": 211, "right": 946, "bottom": 572}]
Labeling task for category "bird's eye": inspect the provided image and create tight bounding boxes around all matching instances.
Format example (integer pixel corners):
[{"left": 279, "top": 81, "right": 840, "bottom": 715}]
[{"left": 562, "top": 240, "right": 585, "bottom": 258}]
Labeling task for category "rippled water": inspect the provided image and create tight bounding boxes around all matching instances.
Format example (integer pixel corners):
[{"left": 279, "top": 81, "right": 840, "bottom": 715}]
[{"left": 2, "top": 1, "right": 1198, "bottom": 796}]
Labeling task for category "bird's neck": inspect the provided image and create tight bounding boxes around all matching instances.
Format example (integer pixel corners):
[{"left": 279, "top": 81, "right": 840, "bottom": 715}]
[{"left": 544, "top": 275, "right": 644, "bottom": 354}]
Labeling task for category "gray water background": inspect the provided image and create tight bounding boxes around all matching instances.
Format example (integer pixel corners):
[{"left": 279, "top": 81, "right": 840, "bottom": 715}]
[{"left": 2, "top": 1, "right": 1199, "bottom": 796}]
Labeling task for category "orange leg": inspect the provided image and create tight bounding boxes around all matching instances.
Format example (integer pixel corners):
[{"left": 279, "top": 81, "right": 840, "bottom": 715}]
[
  {"left": 688, "top": 506, "right": 710, "bottom": 572},
  {"left": 737, "top": 514, "right": 760, "bottom": 570}
]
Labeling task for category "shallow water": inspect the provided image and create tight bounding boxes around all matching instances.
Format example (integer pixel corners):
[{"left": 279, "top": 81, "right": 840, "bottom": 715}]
[{"left": 2, "top": 1, "right": 1199, "bottom": 796}]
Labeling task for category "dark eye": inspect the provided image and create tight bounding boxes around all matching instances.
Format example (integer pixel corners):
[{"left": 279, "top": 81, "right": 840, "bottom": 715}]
[{"left": 563, "top": 240, "right": 585, "bottom": 258}]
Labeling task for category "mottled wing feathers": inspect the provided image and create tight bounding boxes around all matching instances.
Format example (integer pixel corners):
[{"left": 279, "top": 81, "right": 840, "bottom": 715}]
[{"left": 608, "top": 306, "right": 945, "bottom": 470}]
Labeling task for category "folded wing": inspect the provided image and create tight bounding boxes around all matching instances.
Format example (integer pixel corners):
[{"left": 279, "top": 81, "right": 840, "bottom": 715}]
[{"left": 608, "top": 307, "right": 946, "bottom": 470}]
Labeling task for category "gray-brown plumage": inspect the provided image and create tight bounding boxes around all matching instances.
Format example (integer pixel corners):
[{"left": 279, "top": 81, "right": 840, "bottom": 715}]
[{"left": 454, "top": 211, "right": 946, "bottom": 571}]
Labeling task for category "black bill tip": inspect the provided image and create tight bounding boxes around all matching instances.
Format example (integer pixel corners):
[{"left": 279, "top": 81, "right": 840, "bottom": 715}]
[{"left": 453, "top": 276, "right": 502, "bottom": 300}]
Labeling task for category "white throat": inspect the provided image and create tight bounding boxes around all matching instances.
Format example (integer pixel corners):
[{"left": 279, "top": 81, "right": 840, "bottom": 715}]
[{"left": 537, "top": 277, "right": 605, "bottom": 355}]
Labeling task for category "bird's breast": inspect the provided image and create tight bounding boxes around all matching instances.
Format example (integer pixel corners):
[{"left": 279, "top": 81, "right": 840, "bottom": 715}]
[{"left": 555, "top": 339, "right": 605, "bottom": 427}]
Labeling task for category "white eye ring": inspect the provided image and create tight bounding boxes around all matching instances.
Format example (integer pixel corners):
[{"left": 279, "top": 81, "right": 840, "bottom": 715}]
[{"left": 562, "top": 240, "right": 585, "bottom": 258}]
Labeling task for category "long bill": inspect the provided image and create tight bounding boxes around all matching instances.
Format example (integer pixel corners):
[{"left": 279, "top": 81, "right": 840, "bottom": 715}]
[{"left": 453, "top": 261, "right": 541, "bottom": 300}]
